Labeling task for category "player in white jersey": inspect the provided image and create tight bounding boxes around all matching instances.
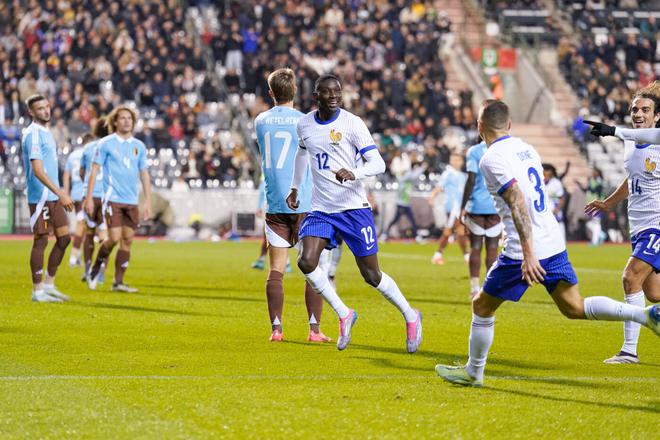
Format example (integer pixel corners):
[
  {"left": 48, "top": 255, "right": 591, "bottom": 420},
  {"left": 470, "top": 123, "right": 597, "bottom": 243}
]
[
  {"left": 436, "top": 100, "right": 660, "bottom": 387},
  {"left": 584, "top": 86, "right": 660, "bottom": 364},
  {"left": 286, "top": 74, "right": 422, "bottom": 352}
]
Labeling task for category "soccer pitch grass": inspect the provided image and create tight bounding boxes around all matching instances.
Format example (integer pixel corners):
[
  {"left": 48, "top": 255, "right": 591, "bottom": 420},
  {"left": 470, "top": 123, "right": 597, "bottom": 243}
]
[{"left": 0, "top": 239, "right": 657, "bottom": 439}]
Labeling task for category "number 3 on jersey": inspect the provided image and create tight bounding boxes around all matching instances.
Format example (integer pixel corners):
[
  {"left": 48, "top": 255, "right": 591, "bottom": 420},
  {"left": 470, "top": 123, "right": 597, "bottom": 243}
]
[
  {"left": 527, "top": 167, "right": 546, "bottom": 213},
  {"left": 263, "top": 131, "right": 292, "bottom": 169}
]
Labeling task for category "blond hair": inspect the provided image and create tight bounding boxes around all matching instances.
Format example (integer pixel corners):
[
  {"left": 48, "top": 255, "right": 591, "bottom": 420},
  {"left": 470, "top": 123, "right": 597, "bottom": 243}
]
[{"left": 106, "top": 105, "right": 137, "bottom": 133}]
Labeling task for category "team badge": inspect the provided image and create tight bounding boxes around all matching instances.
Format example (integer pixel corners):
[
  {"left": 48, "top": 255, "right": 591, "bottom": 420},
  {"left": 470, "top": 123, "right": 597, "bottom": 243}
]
[
  {"left": 645, "top": 157, "right": 656, "bottom": 174},
  {"left": 133, "top": 147, "right": 138, "bottom": 156},
  {"left": 329, "top": 129, "right": 342, "bottom": 147}
]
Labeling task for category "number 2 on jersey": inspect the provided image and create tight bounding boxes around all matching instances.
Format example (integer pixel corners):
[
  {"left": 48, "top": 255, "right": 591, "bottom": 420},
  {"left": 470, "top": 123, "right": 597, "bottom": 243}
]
[
  {"left": 527, "top": 167, "right": 546, "bottom": 213},
  {"left": 315, "top": 152, "right": 330, "bottom": 170},
  {"left": 263, "top": 131, "right": 292, "bottom": 169}
]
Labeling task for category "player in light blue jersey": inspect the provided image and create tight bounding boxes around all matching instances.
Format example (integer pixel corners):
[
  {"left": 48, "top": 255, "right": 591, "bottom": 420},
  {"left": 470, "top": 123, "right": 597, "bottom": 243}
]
[
  {"left": 63, "top": 137, "right": 87, "bottom": 267},
  {"left": 460, "top": 141, "right": 503, "bottom": 297},
  {"left": 79, "top": 117, "right": 110, "bottom": 280},
  {"left": 430, "top": 153, "right": 468, "bottom": 265},
  {"left": 255, "top": 68, "right": 330, "bottom": 343},
  {"left": 85, "top": 106, "right": 152, "bottom": 293},
  {"left": 20, "top": 94, "right": 74, "bottom": 303}
]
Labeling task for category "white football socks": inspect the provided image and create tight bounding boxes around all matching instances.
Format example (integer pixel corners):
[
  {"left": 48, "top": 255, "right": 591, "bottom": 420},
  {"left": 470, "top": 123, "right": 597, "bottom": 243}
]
[
  {"left": 329, "top": 245, "right": 342, "bottom": 277},
  {"left": 376, "top": 272, "right": 417, "bottom": 322},
  {"left": 621, "top": 291, "right": 645, "bottom": 355},
  {"left": 583, "top": 296, "right": 647, "bottom": 324},
  {"left": 470, "top": 277, "right": 480, "bottom": 293},
  {"left": 466, "top": 313, "right": 495, "bottom": 380},
  {"left": 304, "top": 267, "right": 349, "bottom": 318}
]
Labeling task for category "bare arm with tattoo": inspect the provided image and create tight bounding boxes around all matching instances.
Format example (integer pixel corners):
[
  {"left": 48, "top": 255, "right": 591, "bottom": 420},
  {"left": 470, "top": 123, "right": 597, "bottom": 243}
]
[{"left": 501, "top": 182, "right": 546, "bottom": 285}]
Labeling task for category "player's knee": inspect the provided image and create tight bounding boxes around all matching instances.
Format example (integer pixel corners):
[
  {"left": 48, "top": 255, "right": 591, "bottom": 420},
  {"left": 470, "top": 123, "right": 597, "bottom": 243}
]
[
  {"left": 33, "top": 234, "right": 48, "bottom": 250},
  {"left": 558, "top": 299, "right": 584, "bottom": 319},
  {"left": 622, "top": 270, "right": 643, "bottom": 293},
  {"left": 297, "top": 255, "right": 317, "bottom": 274},
  {"left": 55, "top": 234, "right": 71, "bottom": 250},
  {"left": 361, "top": 268, "right": 381, "bottom": 287}
]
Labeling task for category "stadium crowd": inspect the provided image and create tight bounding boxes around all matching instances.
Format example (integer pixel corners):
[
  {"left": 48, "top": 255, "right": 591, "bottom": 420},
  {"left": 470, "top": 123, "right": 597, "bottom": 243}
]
[
  {"left": 203, "top": 0, "right": 478, "bottom": 181},
  {"left": 0, "top": 0, "right": 256, "bottom": 188}
]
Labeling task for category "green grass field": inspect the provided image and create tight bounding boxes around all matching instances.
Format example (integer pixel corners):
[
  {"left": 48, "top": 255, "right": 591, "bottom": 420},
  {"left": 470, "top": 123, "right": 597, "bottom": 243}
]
[{"left": 0, "top": 238, "right": 657, "bottom": 439}]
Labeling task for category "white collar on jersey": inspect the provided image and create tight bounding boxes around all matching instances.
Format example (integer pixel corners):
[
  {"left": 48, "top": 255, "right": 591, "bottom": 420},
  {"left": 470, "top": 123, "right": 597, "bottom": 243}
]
[
  {"left": 112, "top": 133, "right": 136, "bottom": 143},
  {"left": 27, "top": 122, "right": 50, "bottom": 133}
]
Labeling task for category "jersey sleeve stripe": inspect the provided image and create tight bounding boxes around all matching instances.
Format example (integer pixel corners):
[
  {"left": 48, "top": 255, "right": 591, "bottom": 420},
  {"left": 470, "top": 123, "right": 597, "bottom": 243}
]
[
  {"left": 359, "top": 145, "right": 377, "bottom": 156},
  {"left": 497, "top": 178, "right": 517, "bottom": 195}
]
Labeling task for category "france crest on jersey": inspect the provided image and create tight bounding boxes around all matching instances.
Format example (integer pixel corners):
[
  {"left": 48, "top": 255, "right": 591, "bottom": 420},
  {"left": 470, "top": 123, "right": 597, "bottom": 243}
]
[
  {"left": 21, "top": 123, "right": 60, "bottom": 204},
  {"left": 465, "top": 141, "right": 497, "bottom": 215},
  {"left": 255, "top": 106, "right": 311, "bottom": 214},
  {"left": 65, "top": 148, "right": 85, "bottom": 202},
  {"left": 94, "top": 133, "right": 147, "bottom": 205},
  {"left": 82, "top": 140, "right": 105, "bottom": 198}
]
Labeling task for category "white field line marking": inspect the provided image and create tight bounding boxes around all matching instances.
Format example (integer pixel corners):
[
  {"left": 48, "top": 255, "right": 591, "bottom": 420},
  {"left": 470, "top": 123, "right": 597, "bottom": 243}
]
[
  {"left": 0, "top": 374, "right": 655, "bottom": 383},
  {"left": 378, "top": 252, "right": 620, "bottom": 275}
]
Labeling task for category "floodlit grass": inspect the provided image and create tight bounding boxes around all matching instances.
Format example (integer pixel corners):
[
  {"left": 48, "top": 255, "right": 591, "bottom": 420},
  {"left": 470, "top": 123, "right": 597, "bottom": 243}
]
[{"left": 0, "top": 239, "right": 657, "bottom": 438}]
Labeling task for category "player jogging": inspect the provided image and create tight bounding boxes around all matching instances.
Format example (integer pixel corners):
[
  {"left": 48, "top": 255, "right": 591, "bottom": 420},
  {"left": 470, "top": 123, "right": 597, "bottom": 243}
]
[
  {"left": 435, "top": 100, "right": 659, "bottom": 387},
  {"left": 286, "top": 74, "right": 422, "bottom": 352},
  {"left": 21, "top": 94, "right": 74, "bottom": 302},
  {"left": 460, "top": 141, "right": 503, "bottom": 297},
  {"left": 79, "top": 117, "right": 110, "bottom": 281},
  {"left": 63, "top": 137, "right": 86, "bottom": 267},
  {"left": 85, "top": 106, "right": 152, "bottom": 292},
  {"left": 430, "top": 153, "right": 468, "bottom": 265},
  {"left": 255, "top": 67, "right": 331, "bottom": 343},
  {"left": 583, "top": 84, "right": 660, "bottom": 363}
]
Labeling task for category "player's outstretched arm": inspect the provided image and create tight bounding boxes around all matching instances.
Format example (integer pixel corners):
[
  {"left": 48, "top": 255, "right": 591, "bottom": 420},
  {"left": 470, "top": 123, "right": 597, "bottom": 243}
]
[
  {"left": 585, "top": 177, "right": 628, "bottom": 217},
  {"left": 350, "top": 148, "right": 385, "bottom": 180},
  {"left": 501, "top": 183, "right": 546, "bottom": 285},
  {"left": 613, "top": 127, "right": 660, "bottom": 144}
]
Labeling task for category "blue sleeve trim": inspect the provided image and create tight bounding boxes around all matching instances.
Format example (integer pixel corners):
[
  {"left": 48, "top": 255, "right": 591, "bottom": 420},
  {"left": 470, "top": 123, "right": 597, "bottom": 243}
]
[
  {"left": 359, "top": 145, "right": 377, "bottom": 156},
  {"left": 298, "top": 144, "right": 306, "bottom": 150},
  {"left": 497, "top": 178, "right": 517, "bottom": 195}
]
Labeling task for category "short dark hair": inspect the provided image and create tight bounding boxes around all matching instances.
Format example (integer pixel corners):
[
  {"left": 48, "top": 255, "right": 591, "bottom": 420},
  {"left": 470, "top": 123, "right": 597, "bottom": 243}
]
[
  {"left": 25, "top": 94, "right": 47, "bottom": 109},
  {"left": 542, "top": 163, "right": 557, "bottom": 176},
  {"left": 479, "top": 99, "right": 510, "bottom": 131},
  {"left": 314, "top": 74, "right": 340, "bottom": 92},
  {"left": 630, "top": 81, "right": 660, "bottom": 127},
  {"left": 267, "top": 68, "right": 296, "bottom": 103},
  {"left": 93, "top": 115, "right": 109, "bottom": 138}
]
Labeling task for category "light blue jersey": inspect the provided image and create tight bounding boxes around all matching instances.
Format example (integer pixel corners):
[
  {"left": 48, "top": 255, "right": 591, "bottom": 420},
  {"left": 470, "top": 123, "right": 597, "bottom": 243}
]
[
  {"left": 81, "top": 140, "right": 104, "bottom": 198},
  {"left": 465, "top": 141, "right": 497, "bottom": 215},
  {"left": 255, "top": 106, "right": 311, "bottom": 213},
  {"left": 94, "top": 133, "right": 147, "bottom": 205},
  {"left": 439, "top": 165, "right": 467, "bottom": 213},
  {"left": 21, "top": 123, "right": 60, "bottom": 204},
  {"left": 65, "top": 148, "right": 85, "bottom": 201}
]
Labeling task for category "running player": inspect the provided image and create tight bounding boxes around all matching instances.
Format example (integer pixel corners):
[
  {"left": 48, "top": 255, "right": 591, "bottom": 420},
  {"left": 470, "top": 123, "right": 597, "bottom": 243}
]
[
  {"left": 436, "top": 100, "right": 659, "bottom": 387},
  {"left": 63, "top": 137, "right": 86, "bottom": 267},
  {"left": 460, "top": 141, "right": 502, "bottom": 297},
  {"left": 583, "top": 86, "right": 660, "bottom": 363},
  {"left": 85, "top": 106, "right": 152, "bottom": 292},
  {"left": 79, "top": 117, "right": 110, "bottom": 280},
  {"left": 382, "top": 158, "right": 426, "bottom": 242},
  {"left": 430, "top": 153, "right": 468, "bottom": 265},
  {"left": 286, "top": 74, "right": 422, "bottom": 352},
  {"left": 542, "top": 163, "right": 566, "bottom": 243},
  {"left": 21, "top": 94, "right": 74, "bottom": 302},
  {"left": 255, "top": 67, "right": 330, "bottom": 343}
]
